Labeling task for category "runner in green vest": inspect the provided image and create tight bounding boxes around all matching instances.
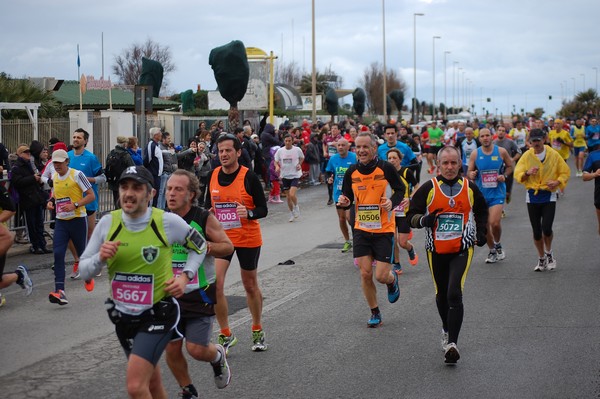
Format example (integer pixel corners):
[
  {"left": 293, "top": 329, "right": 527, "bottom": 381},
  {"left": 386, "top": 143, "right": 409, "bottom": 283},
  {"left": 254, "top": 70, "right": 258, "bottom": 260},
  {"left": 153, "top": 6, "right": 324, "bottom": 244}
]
[{"left": 79, "top": 165, "right": 207, "bottom": 399}]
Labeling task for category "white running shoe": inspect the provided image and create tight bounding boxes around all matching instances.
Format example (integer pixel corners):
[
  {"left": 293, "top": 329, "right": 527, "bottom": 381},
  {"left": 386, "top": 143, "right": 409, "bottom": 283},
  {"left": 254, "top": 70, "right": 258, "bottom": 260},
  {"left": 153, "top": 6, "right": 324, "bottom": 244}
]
[
  {"left": 534, "top": 257, "right": 547, "bottom": 272},
  {"left": 444, "top": 342, "right": 460, "bottom": 364},
  {"left": 441, "top": 330, "right": 449, "bottom": 351},
  {"left": 292, "top": 204, "right": 300, "bottom": 218},
  {"left": 288, "top": 213, "right": 294, "bottom": 222},
  {"left": 546, "top": 253, "right": 556, "bottom": 270},
  {"left": 485, "top": 251, "right": 498, "bottom": 263}
]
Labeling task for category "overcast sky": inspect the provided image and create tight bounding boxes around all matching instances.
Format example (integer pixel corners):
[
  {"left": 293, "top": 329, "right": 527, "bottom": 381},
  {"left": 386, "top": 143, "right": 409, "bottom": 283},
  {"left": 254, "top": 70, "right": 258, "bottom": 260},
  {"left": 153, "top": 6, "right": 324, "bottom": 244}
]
[{"left": 1, "top": 0, "right": 598, "bottom": 118}]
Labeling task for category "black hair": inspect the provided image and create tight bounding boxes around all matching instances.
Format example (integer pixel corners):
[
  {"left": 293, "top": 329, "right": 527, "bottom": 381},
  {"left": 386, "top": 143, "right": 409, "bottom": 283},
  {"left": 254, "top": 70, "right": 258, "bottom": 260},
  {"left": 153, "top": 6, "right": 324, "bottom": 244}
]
[
  {"left": 233, "top": 127, "right": 244, "bottom": 135},
  {"left": 384, "top": 124, "right": 397, "bottom": 132},
  {"left": 216, "top": 133, "right": 242, "bottom": 150},
  {"left": 74, "top": 128, "right": 89, "bottom": 141}
]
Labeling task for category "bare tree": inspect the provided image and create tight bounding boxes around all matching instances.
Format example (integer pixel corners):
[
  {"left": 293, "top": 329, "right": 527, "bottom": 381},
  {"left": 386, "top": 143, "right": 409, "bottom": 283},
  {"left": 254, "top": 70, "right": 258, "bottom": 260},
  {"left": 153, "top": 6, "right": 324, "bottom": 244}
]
[
  {"left": 112, "top": 38, "right": 176, "bottom": 89},
  {"left": 275, "top": 61, "right": 302, "bottom": 87},
  {"left": 360, "top": 62, "right": 406, "bottom": 115}
]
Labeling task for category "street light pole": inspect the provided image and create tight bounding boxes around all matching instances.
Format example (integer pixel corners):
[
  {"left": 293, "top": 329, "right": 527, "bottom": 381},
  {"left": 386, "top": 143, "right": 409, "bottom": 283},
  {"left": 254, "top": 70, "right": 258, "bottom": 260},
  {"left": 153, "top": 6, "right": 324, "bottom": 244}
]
[
  {"left": 462, "top": 70, "right": 466, "bottom": 110},
  {"left": 413, "top": 12, "right": 424, "bottom": 123},
  {"left": 453, "top": 61, "right": 458, "bottom": 112},
  {"left": 432, "top": 36, "right": 441, "bottom": 119},
  {"left": 382, "top": 0, "right": 387, "bottom": 121},
  {"left": 457, "top": 67, "right": 463, "bottom": 111},
  {"left": 444, "top": 51, "right": 450, "bottom": 119},
  {"left": 311, "top": 0, "right": 316, "bottom": 122}
]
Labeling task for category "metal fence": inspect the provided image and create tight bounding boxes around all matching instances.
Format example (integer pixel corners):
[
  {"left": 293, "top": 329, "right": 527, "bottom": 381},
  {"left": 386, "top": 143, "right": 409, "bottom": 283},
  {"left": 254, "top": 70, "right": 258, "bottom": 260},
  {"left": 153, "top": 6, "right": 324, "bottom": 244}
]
[{"left": 1, "top": 118, "right": 73, "bottom": 154}]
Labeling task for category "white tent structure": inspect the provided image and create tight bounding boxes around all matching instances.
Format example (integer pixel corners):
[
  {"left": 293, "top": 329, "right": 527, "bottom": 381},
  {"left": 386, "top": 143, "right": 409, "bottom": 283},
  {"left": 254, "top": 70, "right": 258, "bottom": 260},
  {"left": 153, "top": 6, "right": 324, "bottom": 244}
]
[{"left": 0, "top": 102, "right": 41, "bottom": 142}]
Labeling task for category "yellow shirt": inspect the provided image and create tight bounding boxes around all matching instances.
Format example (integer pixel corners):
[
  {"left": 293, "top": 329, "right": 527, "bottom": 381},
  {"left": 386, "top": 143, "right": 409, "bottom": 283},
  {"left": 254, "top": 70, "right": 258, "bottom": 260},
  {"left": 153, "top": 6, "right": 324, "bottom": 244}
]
[
  {"left": 52, "top": 168, "right": 87, "bottom": 219},
  {"left": 514, "top": 146, "right": 570, "bottom": 194},
  {"left": 548, "top": 129, "right": 573, "bottom": 160},
  {"left": 571, "top": 126, "right": 587, "bottom": 148}
]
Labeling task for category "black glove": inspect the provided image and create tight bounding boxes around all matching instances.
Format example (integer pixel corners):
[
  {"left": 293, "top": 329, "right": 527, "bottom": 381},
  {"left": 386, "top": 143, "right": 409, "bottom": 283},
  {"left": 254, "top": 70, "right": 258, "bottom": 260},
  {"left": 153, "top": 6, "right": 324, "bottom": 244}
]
[
  {"left": 47, "top": 178, "right": 53, "bottom": 188},
  {"left": 476, "top": 227, "right": 487, "bottom": 247},
  {"left": 420, "top": 209, "right": 442, "bottom": 228}
]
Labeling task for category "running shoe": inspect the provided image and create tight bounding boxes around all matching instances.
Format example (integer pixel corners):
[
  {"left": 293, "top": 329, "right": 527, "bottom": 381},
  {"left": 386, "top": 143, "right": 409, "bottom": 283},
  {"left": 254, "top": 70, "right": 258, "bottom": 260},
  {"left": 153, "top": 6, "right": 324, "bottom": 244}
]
[
  {"left": 84, "top": 279, "right": 95, "bottom": 292},
  {"left": 212, "top": 344, "right": 231, "bottom": 389},
  {"left": 485, "top": 251, "right": 498, "bottom": 264},
  {"left": 408, "top": 252, "right": 419, "bottom": 266},
  {"left": 17, "top": 265, "right": 33, "bottom": 296},
  {"left": 70, "top": 262, "right": 80, "bottom": 280},
  {"left": 341, "top": 241, "right": 352, "bottom": 253},
  {"left": 0, "top": 293, "right": 5, "bottom": 308},
  {"left": 534, "top": 257, "right": 547, "bottom": 272},
  {"left": 387, "top": 272, "right": 400, "bottom": 303},
  {"left": 327, "top": 199, "right": 333, "bottom": 206},
  {"left": 293, "top": 204, "right": 300, "bottom": 218},
  {"left": 179, "top": 385, "right": 199, "bottom": 399},
  {"left": 444, "top": 342, "right": 460, "bottom": 364},
  {"left": 288, "top": 213, "right": 294, "bottom": 222},
  {"left": 546, "top": 253, "right": 557, "bottom": 270},
  {"left": 48, "top": 290, "right": 68, "bottom": 305},
  {"left": 218, "top": 333, "right": 238, "bottom": 355},
  {"left": 251, "top": 330, "right": 267, "bottom": 351},
  {"left": 392, "top": 263, "right": 403, "bottom": 275},
  {"left": 441, "top": 330, "right": 449, "bottom": 351},
  {"left": 367, "top": 312, "right": 382, "bottom": 328},
  {"left": 495, "top": 246, "right": 506, "bottom": 261}
]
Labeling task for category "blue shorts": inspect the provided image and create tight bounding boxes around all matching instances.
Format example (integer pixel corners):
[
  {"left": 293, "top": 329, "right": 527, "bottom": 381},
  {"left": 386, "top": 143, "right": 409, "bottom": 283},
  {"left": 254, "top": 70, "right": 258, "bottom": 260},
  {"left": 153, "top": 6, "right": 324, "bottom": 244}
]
[
  {"left": 485, "top": 197, "right": 505, "bottom": 207},
  {"left": 574, "top": 146, "right": 586, "bottom": 156}
]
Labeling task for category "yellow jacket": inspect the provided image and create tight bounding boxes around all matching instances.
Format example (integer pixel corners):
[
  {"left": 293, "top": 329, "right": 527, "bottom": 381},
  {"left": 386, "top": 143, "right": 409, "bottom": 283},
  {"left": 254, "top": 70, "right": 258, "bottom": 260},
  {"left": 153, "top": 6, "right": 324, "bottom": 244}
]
[{"left": 514, "top": 146, "right": 570, "bottom": 194}]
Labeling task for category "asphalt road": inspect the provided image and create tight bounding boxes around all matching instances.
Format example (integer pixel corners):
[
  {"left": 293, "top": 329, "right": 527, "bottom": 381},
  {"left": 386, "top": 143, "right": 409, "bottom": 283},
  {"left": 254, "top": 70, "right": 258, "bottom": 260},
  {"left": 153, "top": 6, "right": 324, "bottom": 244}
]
[{"left": 1, "top": 166, "right": 599, "bottom": 399}]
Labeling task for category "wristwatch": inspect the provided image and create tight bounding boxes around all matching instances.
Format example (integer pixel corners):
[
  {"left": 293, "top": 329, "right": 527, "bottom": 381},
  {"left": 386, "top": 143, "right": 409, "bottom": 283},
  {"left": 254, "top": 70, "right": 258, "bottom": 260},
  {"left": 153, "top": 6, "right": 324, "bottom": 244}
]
[
  {"left": 248, "top": 209, "right": 254, "bottom": 219},
  {"left": 183, "top": 270, "right": 194, "bottom": 280},
  {"left": 74, "top": 201, "right": 79, "bottom": 208}
]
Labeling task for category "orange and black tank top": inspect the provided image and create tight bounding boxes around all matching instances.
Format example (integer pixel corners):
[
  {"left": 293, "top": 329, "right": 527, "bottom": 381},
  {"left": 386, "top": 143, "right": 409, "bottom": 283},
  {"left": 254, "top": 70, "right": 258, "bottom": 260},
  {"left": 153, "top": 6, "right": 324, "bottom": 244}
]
[
  {"left": 209, "top": 166, "right": 262, "bottom": 247},
  {"left": 351, "top": 164, "right": 395, "bottom": 234},
  {"left": 425, "top": 177, "right": 476, "bottom": 254}
]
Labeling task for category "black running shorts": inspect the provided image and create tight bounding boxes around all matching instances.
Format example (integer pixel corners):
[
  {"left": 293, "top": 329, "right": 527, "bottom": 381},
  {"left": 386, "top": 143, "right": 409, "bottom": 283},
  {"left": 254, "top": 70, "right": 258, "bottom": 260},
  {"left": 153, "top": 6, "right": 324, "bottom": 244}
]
[{"left": 352, "top": 229, "right": 394, "bottom": 263}]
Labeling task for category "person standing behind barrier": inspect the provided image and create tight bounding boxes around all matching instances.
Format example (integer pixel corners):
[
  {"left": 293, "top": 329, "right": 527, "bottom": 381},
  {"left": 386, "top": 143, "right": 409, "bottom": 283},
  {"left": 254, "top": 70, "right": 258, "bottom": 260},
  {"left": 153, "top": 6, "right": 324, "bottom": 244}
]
[
  {"left": 144, "top": 127, "right": 164, "bottom": 207},
  {"left": 46, "top": 149, "right": 96, "bottom": 305},
  {"left": 407, "top": 146, "right": 488, "bottom": 364},
  {"left": 9, "top": 145, "right": 49, "bottom": 254},
  {"left": 514, "top": 129, "right": 570, "bottom": 271},
  {"left": 105, "top": 136, "right": 134, "bottom": 209},
  {"left": 164, "top": 170, "right": 233, "bottom": 398},
  {"left": 126, "top": 137, "right": 143, "bottom": 166},
  {"left": 205, "top": 133, "right": 269, "bottom": 353}
]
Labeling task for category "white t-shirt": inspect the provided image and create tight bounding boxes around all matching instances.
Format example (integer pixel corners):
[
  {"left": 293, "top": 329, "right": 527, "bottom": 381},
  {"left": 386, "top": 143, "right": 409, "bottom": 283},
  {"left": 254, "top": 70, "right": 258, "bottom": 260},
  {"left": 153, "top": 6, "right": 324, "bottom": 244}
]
[{"left": 274, "top": 146, "right": 304, "bottom": 179}]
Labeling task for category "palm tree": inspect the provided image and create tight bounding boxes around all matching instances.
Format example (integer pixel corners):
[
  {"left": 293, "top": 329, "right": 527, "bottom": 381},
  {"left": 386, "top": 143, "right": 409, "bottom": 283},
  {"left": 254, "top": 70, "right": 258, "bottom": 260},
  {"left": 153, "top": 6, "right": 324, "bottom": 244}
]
[
  {"left": 0, "top": 73, "right": 64, "bottom": 118},
  {"left": 299, "top": 72, "right": 329, "bottom": 94}
]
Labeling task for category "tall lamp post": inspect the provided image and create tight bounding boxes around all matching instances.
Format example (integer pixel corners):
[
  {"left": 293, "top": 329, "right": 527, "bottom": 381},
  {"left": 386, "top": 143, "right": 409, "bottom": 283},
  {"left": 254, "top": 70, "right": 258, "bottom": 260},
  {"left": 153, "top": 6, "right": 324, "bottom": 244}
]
[
  {"left": 453, "top": 61, "right": 458, "bottom": 112},
  {"left": 432, "top": 35, "right": 441, "bottom": 119},
  {"left": 413, "top": 12, "right": 424, "bottom": 123},
  {"left": 382, "top": 0, "right": 388, "bottom": 121},
  {"left": 444, "top": 51, "right": 451, "bottom": 118},
  {"left": 457, "top": 68, "right": 463, "bottom": 110},
  {"left": 311, "top": 0, "right": 316, "bottom": 122}
]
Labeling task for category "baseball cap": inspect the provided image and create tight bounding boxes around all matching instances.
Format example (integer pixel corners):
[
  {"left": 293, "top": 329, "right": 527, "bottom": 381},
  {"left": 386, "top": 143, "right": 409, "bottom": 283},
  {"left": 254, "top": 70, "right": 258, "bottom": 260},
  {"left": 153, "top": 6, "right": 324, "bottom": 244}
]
[
  {"left": 16, "top": 145, "right": 31, "bottom": 155},
  {"left": 51, "top": 149, "right": 69, "bottom": 162},
  {"left": 118, "top": 165, "right": 155, "bottom": 188},
  {"left": 529, "top": 129, "right": 546, "bottom": 141}
]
